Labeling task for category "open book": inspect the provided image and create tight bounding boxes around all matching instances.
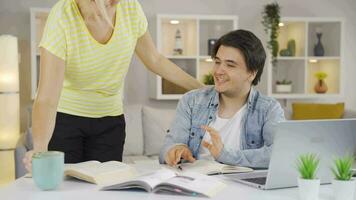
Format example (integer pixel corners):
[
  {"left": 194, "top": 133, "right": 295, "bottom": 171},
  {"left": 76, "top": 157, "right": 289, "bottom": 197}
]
[
  {"left": 164, "top": 160, "right": 253, "bottom": 175},
  {"left": 26, "top": 159, "right": 251, "bottom": 187},
  {"left": 102, "top": 168, "right": 226, "bottom": 198},
  {"left": 64, "top": 161, "right": 138, "bottom": 185}
]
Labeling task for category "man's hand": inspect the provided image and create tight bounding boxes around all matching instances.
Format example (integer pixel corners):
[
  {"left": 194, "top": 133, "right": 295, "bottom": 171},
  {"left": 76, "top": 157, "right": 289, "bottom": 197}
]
[
  {"left": 165, "top": 145, "right": 196, "bottom": 166},
  {"left": 201, "top": 125, "right": 224, "bottom": 159}
]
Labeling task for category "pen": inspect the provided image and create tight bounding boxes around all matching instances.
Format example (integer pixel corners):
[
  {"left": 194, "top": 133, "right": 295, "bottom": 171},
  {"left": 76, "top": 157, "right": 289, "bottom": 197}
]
[{"left": 177, "top": 164, "right": 183, "bottom": 171}]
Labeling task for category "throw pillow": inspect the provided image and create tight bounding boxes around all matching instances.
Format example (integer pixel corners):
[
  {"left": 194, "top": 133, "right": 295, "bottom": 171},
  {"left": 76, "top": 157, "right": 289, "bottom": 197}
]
[
  {"left": 142, "top": 106, "right": 176, "bottom": 156},
  {"left": 292, "top": 103, "right": 344, "bottom": 120},
  {"left": 123, "top": 105, "right": 144, "bottom": 156}
]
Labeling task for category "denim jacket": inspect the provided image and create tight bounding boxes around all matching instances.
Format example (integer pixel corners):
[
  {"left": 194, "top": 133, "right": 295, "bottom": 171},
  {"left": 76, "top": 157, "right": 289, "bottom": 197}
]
[{"left": 159, "top": 86, "right": 285, "bottom": 168}]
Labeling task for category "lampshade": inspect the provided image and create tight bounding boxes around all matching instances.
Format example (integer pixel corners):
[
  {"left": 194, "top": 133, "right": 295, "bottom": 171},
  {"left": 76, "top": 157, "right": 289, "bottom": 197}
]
[{"left": 0, "top": 35, "right": 20, "bottom": 150}]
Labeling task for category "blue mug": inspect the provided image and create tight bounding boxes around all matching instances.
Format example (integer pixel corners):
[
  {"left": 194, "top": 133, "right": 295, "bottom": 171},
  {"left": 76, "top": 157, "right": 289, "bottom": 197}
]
[{"left": 32, "top": 151, "right": 64, "bottom": 190}]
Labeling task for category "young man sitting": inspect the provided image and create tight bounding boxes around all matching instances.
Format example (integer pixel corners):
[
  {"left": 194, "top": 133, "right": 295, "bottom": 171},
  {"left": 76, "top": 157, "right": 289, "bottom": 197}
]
[{"left": 159, "top": 29, "right": 285, "bottom": 168}]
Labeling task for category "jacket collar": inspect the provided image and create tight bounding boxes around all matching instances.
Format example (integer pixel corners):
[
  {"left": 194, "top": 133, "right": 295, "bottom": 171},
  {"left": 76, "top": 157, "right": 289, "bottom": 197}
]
[{"left": 208, "top": 87, "right": 257, "bottom": 111}]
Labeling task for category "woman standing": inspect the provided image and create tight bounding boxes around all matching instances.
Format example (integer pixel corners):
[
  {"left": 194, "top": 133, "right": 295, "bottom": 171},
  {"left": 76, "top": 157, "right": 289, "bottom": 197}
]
[{"left": 23, "top": 0, "right": 202, "bottom": 171}]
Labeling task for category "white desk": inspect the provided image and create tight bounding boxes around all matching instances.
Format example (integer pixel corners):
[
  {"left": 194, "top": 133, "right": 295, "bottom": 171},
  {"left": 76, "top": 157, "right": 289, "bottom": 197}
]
[{"left": 0, "top": 176, "right": 339, "bottom": 200}]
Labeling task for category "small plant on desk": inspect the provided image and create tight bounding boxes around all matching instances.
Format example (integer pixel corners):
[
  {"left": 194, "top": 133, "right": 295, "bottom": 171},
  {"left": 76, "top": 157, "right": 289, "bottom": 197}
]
[
  {"left": 331, "top": 155, "right": 356, "bottom": 200},
  {"left": 296, "top": 153, "right": 320, "bottom": 200}
]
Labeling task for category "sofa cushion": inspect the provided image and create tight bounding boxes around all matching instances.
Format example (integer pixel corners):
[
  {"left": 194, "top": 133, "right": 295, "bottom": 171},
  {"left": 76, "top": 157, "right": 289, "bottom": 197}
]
[
  {"left": 292, "top": 103, "right": 345, "bottom": 120},
  {"left": 142, "top": 106, "right": 176, "bottom": 156},
  {"left": 123, "top": 105, "right": 144, "bottom": 156},
  {"left": 122, "top": 155, "right": 152, "bottom": 164}
]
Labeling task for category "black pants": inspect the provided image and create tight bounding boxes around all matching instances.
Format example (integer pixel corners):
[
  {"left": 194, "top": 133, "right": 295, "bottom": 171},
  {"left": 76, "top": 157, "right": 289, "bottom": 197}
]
[{"left": 48, "top": 112, "right": 126, "bottom": 163}]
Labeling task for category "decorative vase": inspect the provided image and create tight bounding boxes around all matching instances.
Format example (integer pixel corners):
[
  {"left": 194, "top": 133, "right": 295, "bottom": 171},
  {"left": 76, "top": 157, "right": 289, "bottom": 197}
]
[
  {"left": 332, "top": 179, "right": 356, "bottom": 200},
  {"left": 314, "top": 79, "right": 328, "bottom": 93},
  {"left": 173, "top": 29, "right": 183, "bottom": 55},
  {"left": 314, "top": 33, "right": 325, "bottom": 56},
  {"left": 287, "top": 39, "right": 296, "bottom": 56},
  {"left": 298, "top": 178, "right": 320, "bottom": 200}
]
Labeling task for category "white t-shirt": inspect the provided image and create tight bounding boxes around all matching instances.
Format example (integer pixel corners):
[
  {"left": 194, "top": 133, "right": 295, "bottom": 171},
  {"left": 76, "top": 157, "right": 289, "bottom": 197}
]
[{"left": 199, "top": 104, "right": 247, "bottom": 160}]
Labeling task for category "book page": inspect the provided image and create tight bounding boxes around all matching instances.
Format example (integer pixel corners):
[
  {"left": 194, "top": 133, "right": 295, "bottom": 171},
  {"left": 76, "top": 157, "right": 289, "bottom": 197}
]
[
  {"left": 181, "top": 160, "right": 223, "bottom": 174},
  {"left": 65, "top": 161, "right": 137, "bottom": 185},
  {"left": 162, "top": 160, "right": 218, "bottom": 174},
  {"left": 155, "top": 171, "right": 226, "bottom": 197},
  {"left": 25, "top": 160, "right": 102, "bottom": 179},
  {"left": 65, "top": 160, "right": 101, "bottom": 172},
  {"left": 163, "top": 160, "right": 252, "bottom": 175},
  {"left": 132, "top": 169, "right": 176, "bottom": 189},
  {"left": 101, "top": 168, "right": 176, "bottom": 192}
]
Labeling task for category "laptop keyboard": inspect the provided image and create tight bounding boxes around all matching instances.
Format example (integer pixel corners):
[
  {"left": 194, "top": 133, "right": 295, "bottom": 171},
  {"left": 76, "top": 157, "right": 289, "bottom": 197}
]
[{"left": 242, "top": 177, "right": 267, "bottom": 185}]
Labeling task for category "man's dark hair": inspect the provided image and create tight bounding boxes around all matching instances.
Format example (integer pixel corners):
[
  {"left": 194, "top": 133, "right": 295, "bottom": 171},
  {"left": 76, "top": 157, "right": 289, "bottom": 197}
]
[{"left": 211, "top": 29, "right": 266, "bottom": 86}]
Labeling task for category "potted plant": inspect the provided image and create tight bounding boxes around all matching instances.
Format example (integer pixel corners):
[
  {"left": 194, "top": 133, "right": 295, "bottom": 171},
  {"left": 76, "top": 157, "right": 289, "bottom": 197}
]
[
  {"left": 261, "top": 2, "right": 281, "bottom": 67},
  {"left": 275, "top": 79, "right": 292, "bottom": 93},
  {"left": 297, "top": 153, "right": 320, "bottom": 200},
  {"left": 314, "top": 71, "right": 328, "bottom": 93},
  {"left": 331, "top": 155, "right": 356, "bottom": 200},
  {"left": 203, "top": 72, "right": 214, "bottom": 85}
]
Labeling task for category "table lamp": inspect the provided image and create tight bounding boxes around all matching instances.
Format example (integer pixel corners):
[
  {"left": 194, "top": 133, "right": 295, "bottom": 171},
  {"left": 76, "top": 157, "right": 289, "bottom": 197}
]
[
  {"left": 0, "top": 35, "right": 20, "bottom": 150},
  {"left": 0, "top": 35, "right": 20, "bottom": 185}
]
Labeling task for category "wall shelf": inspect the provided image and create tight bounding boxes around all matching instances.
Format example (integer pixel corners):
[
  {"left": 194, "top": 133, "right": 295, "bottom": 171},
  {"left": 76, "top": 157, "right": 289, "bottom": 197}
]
[
  {"left": 149, "top": 14, "right": 238, "bottom": 100},
  {"left": 267, "top": 17, "right": 344, "bottom": 99}
]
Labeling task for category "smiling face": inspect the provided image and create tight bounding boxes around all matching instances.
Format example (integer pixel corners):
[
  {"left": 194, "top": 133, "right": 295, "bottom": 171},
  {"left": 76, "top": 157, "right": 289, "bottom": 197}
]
[{"left": 213, "top": 45, "right": 256, "bottom": 97}]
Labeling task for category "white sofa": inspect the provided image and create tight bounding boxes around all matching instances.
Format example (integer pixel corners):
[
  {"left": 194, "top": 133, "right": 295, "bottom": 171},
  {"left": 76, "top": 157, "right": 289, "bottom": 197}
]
[
  {"left": 14, "top": 104, "right": 356, "bottom": 178},
  {"left": 121, "top": 105, "right": 176, "bottom": 163},
  {"left": 15, "top": 105, "right": 177, "bottom": 178}
]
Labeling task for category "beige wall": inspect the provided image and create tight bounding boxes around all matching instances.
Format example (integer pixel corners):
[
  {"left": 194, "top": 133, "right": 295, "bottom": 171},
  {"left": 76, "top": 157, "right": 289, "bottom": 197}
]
[{"left": 0, "top": 0, "right": 355, "bottom": 133}]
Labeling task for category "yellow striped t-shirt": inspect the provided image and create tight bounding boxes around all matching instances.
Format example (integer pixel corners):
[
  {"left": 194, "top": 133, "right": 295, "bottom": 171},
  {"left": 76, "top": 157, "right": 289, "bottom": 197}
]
[{"left": 39, "top": 0, "right": 148, "bottom": 117}]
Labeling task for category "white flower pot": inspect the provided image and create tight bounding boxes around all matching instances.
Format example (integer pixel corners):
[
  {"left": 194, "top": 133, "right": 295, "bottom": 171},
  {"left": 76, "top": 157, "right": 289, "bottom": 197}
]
[
  {"left": 298, "top": 178, "right": 320, "bottom": 200},
  {"left": 332, "top": 179, "right": 356, "bottom": 200},
  {"left": 276, "top": 84, "right": 292, "bottom": 93}
]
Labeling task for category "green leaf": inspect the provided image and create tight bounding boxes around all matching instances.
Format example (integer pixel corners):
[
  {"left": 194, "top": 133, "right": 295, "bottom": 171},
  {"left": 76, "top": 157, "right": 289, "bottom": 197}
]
[
  {"left": 331, "top": 155, "right": 354, "bottom": 181},
  {"left": 261, "top": 2, "right": 281, "bottom": 67},
  {"left": 296, "top": 153, "right": 320, "bottom": 179},
  {"left": 203, "top": 72, "right": 215, "bottom": 85}
]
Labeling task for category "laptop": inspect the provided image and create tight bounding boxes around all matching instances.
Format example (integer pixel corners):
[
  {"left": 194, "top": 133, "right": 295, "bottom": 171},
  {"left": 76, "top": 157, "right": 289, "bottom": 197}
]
[{"left": 226, "top": 119, "right": 356, "bottom": 190}]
